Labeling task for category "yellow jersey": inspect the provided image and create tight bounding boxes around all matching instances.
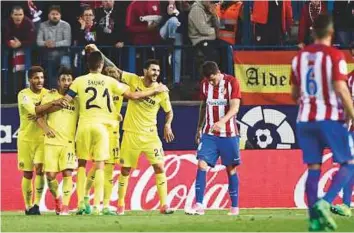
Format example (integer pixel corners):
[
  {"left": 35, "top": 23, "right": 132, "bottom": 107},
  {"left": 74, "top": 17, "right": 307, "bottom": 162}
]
[
  {"left": 113, "top": 94, "right": 124, "bottom": 130},
  {"left": 17, "top": 88, "right": 48, "bottom": 142},
  {"left": 68, "top": 72, "right": 129, "bottom": 127},
  {"left": 41, "top": 91, "right": 79, "bottom": 146},
  {"left": 121, "top": 72, "right": 172, "bottom": 135}
]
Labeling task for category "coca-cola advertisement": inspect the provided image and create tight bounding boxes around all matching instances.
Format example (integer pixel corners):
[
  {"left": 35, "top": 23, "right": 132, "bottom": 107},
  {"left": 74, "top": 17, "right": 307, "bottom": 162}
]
[{"left": 1, "top": 150, "right": 352, "bottom": 211}]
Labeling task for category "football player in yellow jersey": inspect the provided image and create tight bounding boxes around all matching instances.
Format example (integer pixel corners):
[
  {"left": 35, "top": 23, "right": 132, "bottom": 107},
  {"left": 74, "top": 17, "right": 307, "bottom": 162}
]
[
  {"left": 35, "top": 67, "right": 78, "bottom": 215},
  {"left": 17, "top": 66, "right": 52, "bottom": 215},
  {"left": 88, "top": 45, "right": 176, "bottom": 215},
  {"left": 84, "top": 66, "right": 124, "bottom": 215},
  {"left": 60, "top": 52, "right": 168, "bottom": 215}
]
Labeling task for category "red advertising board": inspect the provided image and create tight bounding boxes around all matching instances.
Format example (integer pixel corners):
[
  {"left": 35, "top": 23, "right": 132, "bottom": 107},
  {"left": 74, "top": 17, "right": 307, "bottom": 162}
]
[{"left": 1, "top": 150, "right": 352, "bottom": 211}]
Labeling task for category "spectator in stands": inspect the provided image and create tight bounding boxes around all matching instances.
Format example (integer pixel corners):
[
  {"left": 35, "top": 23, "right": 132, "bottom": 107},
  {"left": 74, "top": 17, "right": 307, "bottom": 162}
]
[
  {"left": 126, "top": 1, "right": 161, "bottom": 45},
  {"left": 188, "top": 1, "right": 220, "bottom": 75},
  {"left": 251, "top": 0, "right": 293, "bottom": 45},
  {"left": 333, "top": 0, "right": 354, "bottom": 47},
  {"left": 37, "top": 5, "right": 71, "bottom": 88},
  {"left": 73, "top": 7, "right": 98, "bottom": 46},
  {"left": 4, "top": 5, "right": 36, "bottom": 101},
  {"left": 298, "top": 0, "right": 326, "bottom": 48},
  {"left": 159, "top": 0, "right": 184, "bottom": 86},
  {"left": 95, "top": 0, "right": 125, "bottom": 48}
]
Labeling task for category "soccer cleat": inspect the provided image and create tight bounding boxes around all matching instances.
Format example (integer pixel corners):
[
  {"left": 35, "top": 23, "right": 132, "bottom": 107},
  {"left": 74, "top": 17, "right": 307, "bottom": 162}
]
[
  {"left": 313, "top": 199, "right": 337, "bottom": 231},
  {"left": 92, "top": 206, "right": 101, "bottom": 215},
  {"left": 102, "top": 207, "right": 117, "bottom": 216},
  {"left": 60, "top": 205, "right": 70, "bottom": 215},
  {"left": 308, "top": 218, "right": 323, "bottom": 232},
  {"left": 83, "top": 196, "right": 91, "bottom": 214},
  {"left": 160, "top": 205, "right": 174, "bottom": 215},
  {"left": 227, "top": 207, "right": 240, "bottom": 216},
  {"left": 330, "top": 204, "right": 352, "bottom": 217},
  {"left": 55, "top": 197, "right": 62, "bottom": 215},
  {"left": 28, "top": 204, "right": 41, "bottom": 215},
  {"left": 116, "top": 206, "right": 125, "bottom": 215},
  {"left": 185, "top": 203, "right": 205, "bottom": 215},
  {"left": 75, "top": 201, "right": 86, "bottom": 215},
  {"left": 24, "top": 209, "right": 31, "bottom": 215}
]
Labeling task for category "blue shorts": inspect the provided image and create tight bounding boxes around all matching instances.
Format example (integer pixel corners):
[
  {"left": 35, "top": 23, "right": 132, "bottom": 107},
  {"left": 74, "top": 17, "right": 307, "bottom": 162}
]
[
  {"left": 296, "top": 120, "right": 354, "bottom": 164},
  {"left": 197, "top": 134, "right": 241, "bottom": 167}
]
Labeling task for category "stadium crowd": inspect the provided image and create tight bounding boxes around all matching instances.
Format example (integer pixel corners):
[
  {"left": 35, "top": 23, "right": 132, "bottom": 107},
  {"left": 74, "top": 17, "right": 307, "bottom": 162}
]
[{"left": 1, "top": 0, "right": 354, "bottom": 103}]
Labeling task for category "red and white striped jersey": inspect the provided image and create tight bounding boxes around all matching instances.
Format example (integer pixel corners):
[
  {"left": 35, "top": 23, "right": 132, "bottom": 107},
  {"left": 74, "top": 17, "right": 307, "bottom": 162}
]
[
  {"left": 348, "top": 70, "right": 354, "bottom": 131},
  {"left": 200, "top": 74, "right": 241, "bottom": 137},
  {"left": 291, "top": 44, "right": 348, "bottom": 122}
]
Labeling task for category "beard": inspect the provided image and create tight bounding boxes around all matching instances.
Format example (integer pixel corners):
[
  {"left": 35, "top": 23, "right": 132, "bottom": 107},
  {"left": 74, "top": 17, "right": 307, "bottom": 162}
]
[{"left": 49, "top": 19, "right": 60, "bottom": 25}]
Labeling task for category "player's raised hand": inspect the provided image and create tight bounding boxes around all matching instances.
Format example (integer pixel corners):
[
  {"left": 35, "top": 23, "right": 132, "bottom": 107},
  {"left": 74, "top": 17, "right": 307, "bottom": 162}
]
[
  {"left": 164, "top": 124, "right": 175, "bottom": 143},
  {"left": 155, "top": 83, "right": 169, "bottom": 93}
]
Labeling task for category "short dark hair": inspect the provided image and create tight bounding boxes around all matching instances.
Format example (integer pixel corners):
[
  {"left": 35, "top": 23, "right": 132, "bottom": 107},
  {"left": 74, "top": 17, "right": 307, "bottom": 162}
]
[
  {"left": 312, "top": 14, "right": 333, "bottom": 39},
  {"left": 28, "top": 66, "right": 44, "bottom": 79},
  {"left": 57, "top": 66, "right": 73, "bottom": 80},
  {"left": 201, "top": 61, "right": 219, "bottom": 78},
  {"left": 87, "top": 51, "right": 103, "bottom": 71},
  {"left": 48, "top": 5, "right": 61, "bottom": 14},
  {"left": 82, "top": 6, "right": 94, "bottom": 16},
  {"left": 143, "top": 59, "right": 160, "bottom": 70},
  {"left": 11, "top": 5, "right": 23, "bottom": 14}
]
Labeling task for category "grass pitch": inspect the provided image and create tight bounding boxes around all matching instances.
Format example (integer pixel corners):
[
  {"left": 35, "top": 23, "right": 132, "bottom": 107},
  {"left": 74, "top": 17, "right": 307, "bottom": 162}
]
[{"left": 1, "top": 209, "right": 354, "bottom": 232}]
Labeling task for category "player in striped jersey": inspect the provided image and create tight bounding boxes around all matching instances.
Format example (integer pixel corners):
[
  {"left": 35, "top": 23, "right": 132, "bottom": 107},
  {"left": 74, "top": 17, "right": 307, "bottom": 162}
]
[
  {"left": 330, "top": 69, "right": 354, "bottom": 217},
  {"left": 185, "top": 61, "right": 241, "bottom": 216},
  {"left": 291, "top": 14, "right": 354, "bottom": 231}
]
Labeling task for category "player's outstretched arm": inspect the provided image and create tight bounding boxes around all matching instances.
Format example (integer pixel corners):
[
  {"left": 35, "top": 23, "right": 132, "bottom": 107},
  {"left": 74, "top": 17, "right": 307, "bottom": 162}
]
[
  {"left": 211, "top": 99, "right": 240, "bottom": 133},
  {"left": 334, "top": 80, "right": 354, "bottom": 120},
  {"left": 164, "top": 110, "right": 175, "bottom": 143},
  {"left": 123, "top": 83, "right": 169, "bottom": 100},
  {"left": 195, "top": 100, "right": 206, "bottom": 145},
  {"left": 35, "top": 99, "right": 66, "bottom": 115},
  {"left": 36, "top": 117, "right": 55, "bottom": 138}
]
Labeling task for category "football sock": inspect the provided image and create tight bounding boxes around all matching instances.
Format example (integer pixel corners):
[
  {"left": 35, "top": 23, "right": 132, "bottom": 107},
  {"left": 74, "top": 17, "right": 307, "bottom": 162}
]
[
  {"left": 324, "top": 164, "right": 354, "bottom": 203},
  {"left": 103, "top": 164, "right": 114, "bottom": 208},
  {"left": 305, "top": 169, "right": 320, "bottom": 218},
  {"left": 343, "top": 173, "right": 354, "bottom": 207},
  {"left": 118, "top": 174, "right": 129, "bottom": 207},
  {"left": 62, "top": 176, "right": 73, "bottom": 206},
  {"left": 155, "top": 173, "right": 167, "bottom": 207},
  {"left": 195, "top": 169, "right": 206, "bottom": 204},
  {"left": 85, "top": 167, "right": 95, "bottom": 197},
  {"left": 21, "top": 177, "right": 33, "bottom": 209},
  {"left": 228, "top": 173, "right": 239, "bottom": 208},
  {"left": 34, "top": 175, "right": 45, "bottom": 205},
  {"left": 94, "top": 169, "right": 104, "bottom": 209},
  {"left": 77, "top": 167, "right": 86, "bottom": 205},
  {"left": 47, "top": 179, "right": 59, "bottom": 199}
]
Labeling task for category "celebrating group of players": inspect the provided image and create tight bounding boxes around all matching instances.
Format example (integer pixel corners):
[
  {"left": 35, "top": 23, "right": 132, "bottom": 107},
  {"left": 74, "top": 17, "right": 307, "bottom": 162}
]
[{"left": 17, "top": 42, "right": 243, "bottom": 217}]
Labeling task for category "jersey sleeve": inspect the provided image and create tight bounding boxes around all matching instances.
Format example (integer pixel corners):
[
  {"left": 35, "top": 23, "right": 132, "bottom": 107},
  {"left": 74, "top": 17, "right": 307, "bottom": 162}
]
[
  {"left": 112, "top": 80, "right": 129, "bottom": 96},
  {"left": 290, "top": 56, "right": 300, "bottom": 86},
  {"left": 332, "top": 51, "right": 348, "bottom": 81},
  {"left": 199, "top": 81, "right": 207, "bottom": 101},
  {"left": 18, "top": 91, "right": 35, "bottom": 115},
  {"left": 230, "top": 77, "right": 241, "bottom": 99},
  {"left": 121, "top": 72, "right": 139, "bottom": 87},
  {"left": 160, "top": 92, "right": 172, "bottom": 113},
  {"left": 67, "top": 78, "right": 79, "bottom": 98}
]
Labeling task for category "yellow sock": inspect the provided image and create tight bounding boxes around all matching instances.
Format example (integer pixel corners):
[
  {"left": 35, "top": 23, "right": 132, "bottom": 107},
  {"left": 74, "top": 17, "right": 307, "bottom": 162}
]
[
  {"left": 47, "top": 179, "right": 59, "bottom": 199},
  {"left": 155, "top": 173, "right": 167, "bottom": 207},
  {"left": 118, "top": 175, "right": 129, "bottom": 207},
  {"left": 77, "top": 167, "right": 86, "bottom": 205},
  {"left": 62, "top": 176, "right": 73, "bottom": 206},
  {"left": 103, "top": 164, "right": 114, "bottom": 208},
  {"left": 21, "top": 177, "right": 33, "bottom": 209},
  {"left": 34, "top": 175, "right": 45, "bottom": 205},
  {"left": 85, "top": 167, "right": 95, "bottom": 197},
  {"left": 94, "top": 169, "right": 104, "bottom": 208}
]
